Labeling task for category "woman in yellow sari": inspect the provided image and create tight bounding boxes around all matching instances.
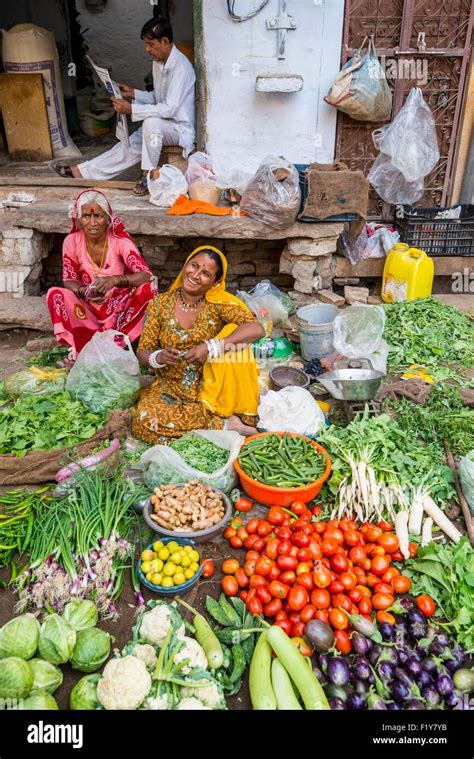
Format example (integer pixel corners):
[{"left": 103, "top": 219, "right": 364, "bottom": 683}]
[{"left": 132, "top": 246, "right": 265, "bottom": 442}]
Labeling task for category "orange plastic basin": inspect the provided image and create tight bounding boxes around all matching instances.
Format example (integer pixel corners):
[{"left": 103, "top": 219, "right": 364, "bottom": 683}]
[{"left": 233, "top": 432, "right": 332, "bottom": 507}]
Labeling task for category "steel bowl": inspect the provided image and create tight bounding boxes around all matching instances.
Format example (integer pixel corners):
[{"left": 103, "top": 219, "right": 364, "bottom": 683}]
[{"left": 317, "top": 359, "right": 384, "bottom": 401}]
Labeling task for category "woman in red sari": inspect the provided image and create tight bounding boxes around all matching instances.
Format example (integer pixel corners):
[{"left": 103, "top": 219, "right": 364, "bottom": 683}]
[{"left": 47, "top": 189, "right": 157, "bottom": 361}]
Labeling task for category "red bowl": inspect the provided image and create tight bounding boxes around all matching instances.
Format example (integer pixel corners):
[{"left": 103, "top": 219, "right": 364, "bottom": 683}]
[{"left": 233, "top": 432, "right": 332, "bottom": 507}]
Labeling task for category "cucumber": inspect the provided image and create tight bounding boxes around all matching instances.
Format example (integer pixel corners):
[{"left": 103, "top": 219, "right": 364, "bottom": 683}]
[
  {"left": 249, "top": 631, "right": 277, "bottom": 710},
  {"left": 271, "top": 658, "right": 303, "bottom": 710}
]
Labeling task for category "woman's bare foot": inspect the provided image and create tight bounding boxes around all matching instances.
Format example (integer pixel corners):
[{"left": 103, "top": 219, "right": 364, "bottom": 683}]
[{"left": 225, "top": 415, "right": 257, "bottom": 436}]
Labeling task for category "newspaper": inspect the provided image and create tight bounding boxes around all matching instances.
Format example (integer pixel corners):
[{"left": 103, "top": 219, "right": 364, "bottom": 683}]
[{"left": 86, "top": 55, "right": 130, "bottom": 147}]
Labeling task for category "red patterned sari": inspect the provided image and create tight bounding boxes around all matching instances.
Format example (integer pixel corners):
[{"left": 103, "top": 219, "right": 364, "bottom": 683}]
[{"left": 47, "top": 191, "right": 157, "bottom": 358}]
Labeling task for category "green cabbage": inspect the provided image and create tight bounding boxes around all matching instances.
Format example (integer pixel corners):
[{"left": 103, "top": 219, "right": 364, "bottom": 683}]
[
  {"left": 70, "top": 628, "right": 111, "bottom": 673},
  {"left": 70, "top": 674, "right": 101, "bottom": 710},
  {"left": 19, "top": 689, "right": 59, "bottom": 710},
  {"left": 38, "top": 614, "right": 76, "bottom": 665},
  {"left": 0, "top": 613, "right": 40, "bottom": 660},
  {"left": 0, "top": 657, "right": 33, "bottom": 700},
  {"left": 30, "top": 658, "right": 63, "bottom": 694},
  {"left": 63, "top": 600, "right": 98, "bottom": 631}
]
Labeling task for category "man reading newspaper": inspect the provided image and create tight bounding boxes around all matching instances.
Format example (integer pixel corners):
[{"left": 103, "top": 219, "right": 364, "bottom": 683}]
[{"left": 54, "top": 19, "right": 195, "bottom": 196}]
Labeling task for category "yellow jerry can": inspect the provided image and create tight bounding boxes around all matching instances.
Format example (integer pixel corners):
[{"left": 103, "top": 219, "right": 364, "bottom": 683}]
[{"left": 381, "top": 243, "right": 434, "bottom": 303}]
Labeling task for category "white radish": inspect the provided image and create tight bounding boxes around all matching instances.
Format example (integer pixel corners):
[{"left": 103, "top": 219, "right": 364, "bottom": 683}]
[
  {"left": 422, "top": 495, "right": 462, "bottom": 543},
  {"left": 408, "top": 494, "right": 424, "bottom": 535},
  {"left": 367, "top": 466, "right": 380, "bottom": 515},
  {"left": 395, "top": 510, "right": 410, "bottom": 559},
  {"left": 421, "top": 517, "right": 433, "bottom": 547},
  {"left": 357, "top": 461, "right": 370, "bottom": 519}
]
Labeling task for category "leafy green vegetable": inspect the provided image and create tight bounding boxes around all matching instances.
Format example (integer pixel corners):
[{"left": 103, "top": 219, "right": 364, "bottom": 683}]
[
  {"left": 0, "top": 392, "right": 105, "bottom": 456},
  {"left": 406, "top": 537, "right": 474, "bottom": 652},
  {"left": 169, "top": 434, "right": 229, "bottom": 474},
  {"left": 26, "top": 346, "right": 69, "bottom": 367}
]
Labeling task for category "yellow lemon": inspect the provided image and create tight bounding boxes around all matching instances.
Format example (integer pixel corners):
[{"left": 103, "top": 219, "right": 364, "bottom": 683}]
[
  {"left": 152, "top": 540, "right": 164, "bottom": 553},
  {"left": 172, "top": 551, "right": 183, "bottom": 565},
  {"left": 161, "top": 576, "right": 174, "bottom": 588},
  {"left": 141, "top": 549, "right": 154, "bottom": 562},
  {"left": 149, "top": 559, "right": 162, "bottom": 573},
  {"left": 151, "top": 573, "right": 163, "bottom": 585},
  {"left": 189, "top": 561, "right": 199, "bottom": 573},
  {"left": 188, "top": 550, "right": 200, "bottom": 563},
  {"left": 174, "top": 572, "right": 186, "bottom": 585},
  {"left": 163, "top": 562, "right": 177, "bottom": 577},
  {"left": 184, "top": 568, "right": 194, "bottom": 580},
  {"left": 183, "top": 545, "right": 193, "bottom": 553},
  {"left": 141, "top": 561, "right": 152, "bottom": 573},
  {"left": 146, "top": 571, "right": 155, "bottom": 582},
  {"left": 158, "top": 547, "right": 170, "bottom": 561},
  {"left": 180, "top": 556, "right": 191, "bottom": 568},
  {"left": 167, "top": 541, "right": 180, "bottom": 554}
]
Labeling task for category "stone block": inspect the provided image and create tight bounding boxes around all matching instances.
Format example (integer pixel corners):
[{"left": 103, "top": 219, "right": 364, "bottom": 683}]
[
  {"left": 279, "top": 251, "right": 294, "bottom": 275},
  {"left": 317, "top": 289, "right": 345, "bottom": 307},
  {"left": 287, "top": 237, "right": 338, "bottom": 258},
  {"left": 344, "top": 286, "right": 369, "bottom": 304},
  {"left": 294, "top": 278, "right": 313, "bottom": 294},
  {"left": 292, "top": 259, "right": 318, "bottom": 283},
  {"left": 224, "top": 241, "right": 257, "bottom": 252},
  {"left": 367, "top": 295, "right": 383, "bottom": 305},
  {"left": 0, "top": 230, "right": 51, "bottom": 266},
  {"left": 2, "top": 228, "right": 35, "bottom": 240},
  {"left": 333, "top": 277, "right": 360, "bottom": 286},
  {"left": 288, "top": 290, "right": 319, "bottom": 308},
  {"left": 0, "top": 293, "right": 52, "bottom": 331}
]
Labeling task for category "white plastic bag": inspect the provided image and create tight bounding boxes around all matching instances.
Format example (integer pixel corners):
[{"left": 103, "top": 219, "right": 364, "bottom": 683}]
[
  {"left": 372, "top": 88, "right": 439, "bottom": 182},
  {"left": 333, "top": 304, "right": 388, "bottom": 373},
  {"left": 240, "top": 156, "right": 301, "bottom": 229},
  {"left": 66, "top": 330, "right": 141, "bottom": 413},
  {"left": 185, "top": 151, "right": 218, "bottom": 185},
  {"left": 147, "top": 165, "right": 188, "bottom": 207},
  {"left": 215, "top": 165, "right": 252, "bottom": 195},
  {"left": 364, "top": 225, "right": 400, "bottom": 259},
  {"left": 248, "top": 280, "right": 295, "bottom": 328},
  {"left": 338, "top": 224, "right": 369, "bottom": 265},
  {"left": 137, "top": 430, "right": 244, "bottom": 493},
  {"left": 368, "top": 151, "right": 425, "bottom": 205},
  {"left": 460, "top": 451, "right": 474, "bottom": 515},
  {"left": 258, "top": 386, "right": 325, "bottom": 436}
]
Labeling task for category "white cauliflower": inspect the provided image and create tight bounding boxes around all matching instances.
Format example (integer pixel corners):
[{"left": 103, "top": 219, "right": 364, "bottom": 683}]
[
  {"left": 130, "top": 643, "right": 158, "bottom": 671},
  {"left": 144, "top": 693, "right": 170, "bottom": 711},
  {"left": 176, "top": 697, "right": 211, "bottom": 710},
  {"left": 181, "top": 682, "right": 226, "bottom": 710},
  {"left": 139, "top": 603, "right": 185, "bottom": 647},
  {"left": 96, "top": 656, "right": 152, "bottom": 710},
  {"left": 173, "top": 636, "right": 208, "bottom": 674}
]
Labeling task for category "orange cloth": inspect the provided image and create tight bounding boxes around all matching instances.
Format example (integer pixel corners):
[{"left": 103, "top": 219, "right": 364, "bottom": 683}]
[{"left": 167, "top": 194, "right": 247, "bottom": 217}]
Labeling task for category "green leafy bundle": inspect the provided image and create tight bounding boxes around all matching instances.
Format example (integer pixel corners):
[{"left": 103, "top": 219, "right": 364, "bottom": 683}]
[
  {"left": 405, "top": 538, "right": 474, "bottom": 652},
  {"left": 0, "top": 392, "right": 105, "bottom": 456},
  {"left": 26, "top": 346, "right": 69, "bottom": 368},
  {"left": 169, "top": 434, "right": 229, "bottom": 474}
]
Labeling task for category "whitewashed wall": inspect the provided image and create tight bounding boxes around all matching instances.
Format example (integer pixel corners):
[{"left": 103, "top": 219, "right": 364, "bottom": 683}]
[{"left": 201, "top": 0, "right": 345, "bottom": 173}]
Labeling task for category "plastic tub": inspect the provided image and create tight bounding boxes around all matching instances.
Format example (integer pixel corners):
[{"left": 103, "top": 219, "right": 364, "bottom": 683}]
[
  {"left": 137, "top": 537, "right": 203, "bottom": 596},
  {"left": 297, "top": 304, "right": 339, "bottom": 360},
  {"left": 233, "top": 432, "right": 331, "bottom": 507},
  {"left": 142, "top": 484, "right": 232, "bottom": 544}
]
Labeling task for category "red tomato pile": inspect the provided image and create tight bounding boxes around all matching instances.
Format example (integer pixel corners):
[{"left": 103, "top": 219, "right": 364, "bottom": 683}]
[{"left": 221, "top": 502, "right": 416, "bottom": 654}]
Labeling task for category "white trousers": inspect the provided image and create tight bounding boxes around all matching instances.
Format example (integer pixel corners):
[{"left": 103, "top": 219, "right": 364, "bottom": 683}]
[{"left": 78, "top": 117, "right": 182, "bottom": 180}]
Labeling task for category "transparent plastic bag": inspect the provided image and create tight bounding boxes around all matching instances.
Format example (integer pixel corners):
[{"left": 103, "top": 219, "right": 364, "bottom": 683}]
[
  {"left": 147, "top": 165, "right": 188, "bottom": 207},
  {"left": 215, "top": 165, "right": 252, "bottom": 195},
  {"left": 372, "top": 88, "right": 439, "bottom": 182},
  {"left": 137, "top": 430, "right": 244, "bottom": 493},
  {"left": 236, "top": 291, "right": 273, "bottom": 336},
  {"left": 240, "top": 155, "right": 301, "bottom": 229},
  {"left": 333, "top": 304, "right": 389, "bottom": 373},
  {"left": 368, "top": 151, "right": 425, "bottom": 205},
  {"left": 364, "top": 225, "right": 400, "bottom": 259},
  {"left": 66, "top": 330, "right": 141, "bottom": 413},
  {"left": 459, "top": 451, "right": 474, "bottom": 515},
  {"left": 184, "top": 151, "right": 217, "bottom": 185},
  {"left": 338, "top": 224, "right": 369, "bottom": 265},
  {"left": 4, "top": 367, "right": 67, "bottom": 398},
  {"left": 248, "top": 280, "right": 295, "bottom": 327}
]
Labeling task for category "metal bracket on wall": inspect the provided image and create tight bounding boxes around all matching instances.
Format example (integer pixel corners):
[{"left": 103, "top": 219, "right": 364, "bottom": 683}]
[{"left": 267, "top": 0, "right": 297, "bottom": 60}]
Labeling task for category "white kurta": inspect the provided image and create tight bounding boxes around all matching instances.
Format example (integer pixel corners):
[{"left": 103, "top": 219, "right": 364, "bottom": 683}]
[{"left": 78, "top": 46, "right": 196, "bottom": 181}]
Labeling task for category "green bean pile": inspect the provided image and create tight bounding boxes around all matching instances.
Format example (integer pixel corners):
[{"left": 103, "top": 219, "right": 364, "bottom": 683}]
[{"left": 238, "top": 434, "right": 326, "bottom": 488}]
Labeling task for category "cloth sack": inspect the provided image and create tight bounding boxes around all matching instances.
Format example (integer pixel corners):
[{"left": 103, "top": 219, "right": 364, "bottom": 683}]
[{"left": 300, "top": 162, "right": 368, "bottom": 237}]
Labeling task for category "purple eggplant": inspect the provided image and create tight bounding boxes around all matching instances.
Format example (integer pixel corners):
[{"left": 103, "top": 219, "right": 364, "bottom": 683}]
[
  {"left": 378, "top": 648, "right": 398, "bottom": 666},
  {"left": 399, "top": 597, "right": 415, "bottom": 612},
  {"left": 406, "top": 699, "right": 425, "bottom": 710},
  {"left": 397, "top": 647, "right": 410, "bottom": 666},
  {"left": 327, "top": 657, "right": 351, "bottom": 687},
  {"left": 304, "top": 620, "right": 335, "bottom": 653},
  {"left": 346, "top": 692, "right": 367, "bottom": 710},
  {"left": 330, "top": 697, "right": 346, "bottom": 710},
  {"left": 354, "top": 679, "right": 369, "bottom": 695},
  {"left": 379, "top": 622, "right": 395, "bottom": 641},
  {"left": 318, "top": 653, "right": 329, "bottom": 673},
  {"left": 348, "top": 613, "right": 377, "bottom": 638},
  {"left": 408, "top": 621, "right": 427, "bottom": 640},
  {"left": 407, "top": 609, "right": 426, "bottom": 625},
  {"left": 421, "top": 657, "right": 437, "bottom": 674},
  {"left": 430, "top": 636, "right": 449, "bottom": 656},
  {"left": 368, "top": 644, "right": 383, "bottom": 666},
  {"left": 422, "top": 686, "right": 440, "bottom": 706},
  {"left": 376, "top": 661, "right": 395, "bottom": 684},
  {"left": 351, "top": 632, "right": 371, "bottom": 655},
  {"left": 367, "top": 691, "right": 388, "bottom": 710},
  {"left": 406, "top": 657, "right": 422, "bottom": 677},
  {"left": 353, "top": 656, "right": 371, "bottom": 681},
  {"left": 387, "top": 702, "right": 401, "bottom": 710},
  {"left": 394, "top": 667, "right": 414, "bottom": 687},
  {"left": 444, "top": 691, "right": 462, "bottom": 709},
  {"left": 391, "top": 680, "right": 410, "bottom": 703},
  {"left": 436, "top": 673, "right": 454, "bottom": 696},
  {"left": 417, "top": 670, "right": 433, "bottom": 689}
]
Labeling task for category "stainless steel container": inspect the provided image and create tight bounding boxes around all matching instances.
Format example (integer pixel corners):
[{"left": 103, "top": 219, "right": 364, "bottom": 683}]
[{"left": 317, "top": 359, "right": 385, "bottom": 401}]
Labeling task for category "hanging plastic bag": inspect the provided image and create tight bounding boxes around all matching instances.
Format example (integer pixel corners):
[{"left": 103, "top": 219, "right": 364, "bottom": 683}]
[
  {"left": 258, "top": 386, "right": 325, "bottom": 436},
  {"left": 459, "top": 451, "right": 474, "bottom": 515},
  {"left": 248, "top": 280, "right": 295, "bottom": 328},
  {"left": 137, "top": 430, "right": 244, "bottom": 493},
  {"left": 324, "top": 37, "right": 392, "bottom": 122},
  {"left": 66, "top": 330, "right": 141, "bottom": 413},
  {"left": 147, "top": 165, "right": 188, "bottom": 207},
  {"left": 372, "top": 88, "right": 439, "bottom": 182},
  {"left": 184, "top": 151, "right": 218, "bottom": 185},
  {"left": 368, "top": 151, "right": 425, "bottom": 205},
  {"left": 4, "top": 367, "right": 67, "bottom": 398},
  {"left": 240, "top": 156, "right": 301, "bottom": 229},
  {"left": 333, "top": 304, "right": 388, "bottom": 373}
]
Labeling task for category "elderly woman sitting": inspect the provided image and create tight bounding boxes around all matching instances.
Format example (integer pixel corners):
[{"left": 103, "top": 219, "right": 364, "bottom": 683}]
[
  {"left": 47, "top": 189, "right": 157, "bottom": 362},
  {"left": 132, "top": 246, "right": 265, "bottom": 441}
]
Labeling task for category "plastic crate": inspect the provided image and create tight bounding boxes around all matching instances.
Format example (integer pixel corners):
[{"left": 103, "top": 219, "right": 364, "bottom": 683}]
[
  {"left": 294, "top": 163, "right": 358, "bottom": 223},
  {"left": 395, "top": 205, "right": 474, "bottom": 257}
]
